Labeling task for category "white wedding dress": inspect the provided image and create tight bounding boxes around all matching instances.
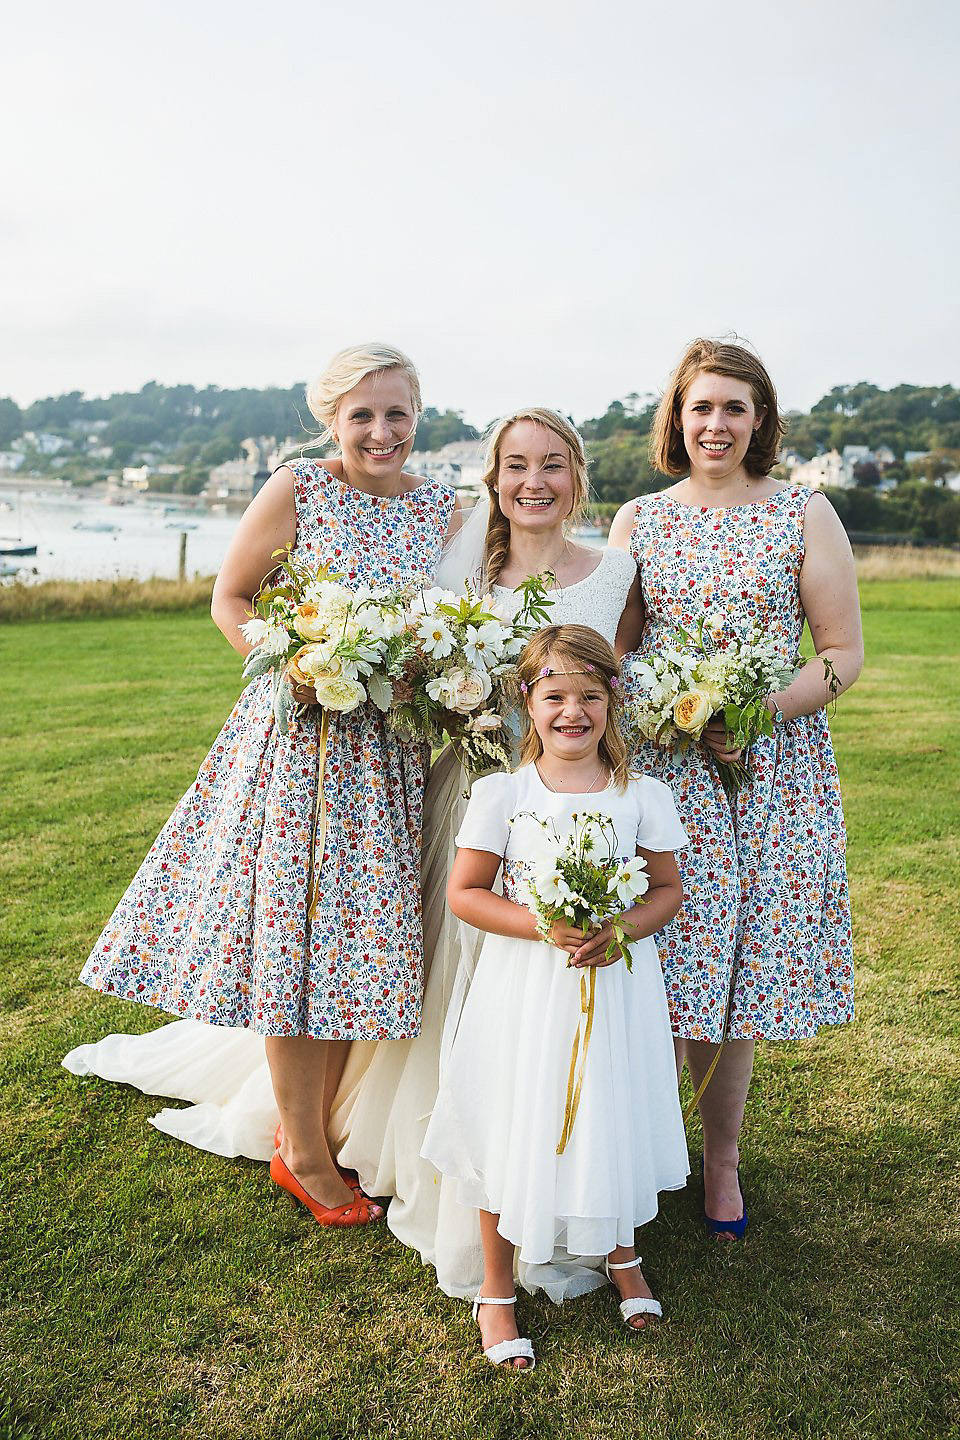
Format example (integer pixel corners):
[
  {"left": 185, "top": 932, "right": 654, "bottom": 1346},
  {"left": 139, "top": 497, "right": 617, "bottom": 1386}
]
[{"left": 64, "top": 545, "right": 640, "bottom": 1298}]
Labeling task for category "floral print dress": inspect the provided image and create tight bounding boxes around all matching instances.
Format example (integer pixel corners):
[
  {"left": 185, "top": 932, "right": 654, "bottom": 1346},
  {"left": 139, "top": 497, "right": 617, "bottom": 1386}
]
[
  {"left": 80, "top": 461, "right": 455, "bottom": 1041},
  {"left": 623, "top": 486, "right": 854, "bottom": 1042}
]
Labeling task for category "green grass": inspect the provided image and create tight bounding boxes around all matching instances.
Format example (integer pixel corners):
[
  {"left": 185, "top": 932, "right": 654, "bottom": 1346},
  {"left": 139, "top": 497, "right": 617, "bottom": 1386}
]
[{"left": 1, "top": 586, "right": 958, "bottom": 1440}]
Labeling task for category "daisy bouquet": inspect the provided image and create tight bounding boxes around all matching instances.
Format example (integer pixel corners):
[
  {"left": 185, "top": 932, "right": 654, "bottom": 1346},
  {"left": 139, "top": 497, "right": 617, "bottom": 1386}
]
[
  {"left": 387, "top": 573, "right": 554, "bottom": 774},
  {"left": 240, "top": 546, "right": 408, "bottom": 735},
  {"left": 520, "top": 811, "right": 649, "bottom": 970},
  {"left": 628, "top": 613, "right": 803, "bottom": 797}
]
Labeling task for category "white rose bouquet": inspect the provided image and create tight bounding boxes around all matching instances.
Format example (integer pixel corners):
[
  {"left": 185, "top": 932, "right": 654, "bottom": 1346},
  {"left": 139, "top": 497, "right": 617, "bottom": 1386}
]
[
  {"left": 240, "top": 545, "right": 408, "bottom": 735},
  {"left": 387, "top": 574, "right": 554, "bottom": 774},
  {"left": 628, "top": 613, "right": 804, "bottom": 797},
  {"left": 520, "top": 810, "right": 649, "bottom": 971}
]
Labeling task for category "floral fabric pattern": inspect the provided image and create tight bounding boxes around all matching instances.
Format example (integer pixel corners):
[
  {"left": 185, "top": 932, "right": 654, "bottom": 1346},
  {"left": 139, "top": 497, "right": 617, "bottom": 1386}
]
[
  {"left": 622, "top": 487, "right": 854, "bottom": 1042},
  {"left": 80, "top": 461, "right": 455, "bottom": 1040}
]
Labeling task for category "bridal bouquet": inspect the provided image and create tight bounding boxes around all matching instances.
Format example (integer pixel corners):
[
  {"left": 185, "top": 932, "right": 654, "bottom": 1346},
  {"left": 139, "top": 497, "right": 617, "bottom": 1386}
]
[
  {"left": 241, "top": 550, "right": 553, "bottom": 763},
  {"left": 628, "top": 614, "right": 803, "bottom": 796},
  {"left": 387, "top": 573, "right": 553, "bottom": 774},
  {"left": 520, "top": 811, "right": 649, "bottom": 970},
  {"left": 517, "top": 809, "right": 649, "bottom": 1153},
  {"left": 240, "top": 547, "right": 408, "bottom": 734}
]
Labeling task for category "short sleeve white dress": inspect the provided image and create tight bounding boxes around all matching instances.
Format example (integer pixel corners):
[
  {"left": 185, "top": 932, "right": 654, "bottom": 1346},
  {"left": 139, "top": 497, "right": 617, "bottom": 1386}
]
[{"left": 421, "top": 766, "right": 690, "bottom": 1277}]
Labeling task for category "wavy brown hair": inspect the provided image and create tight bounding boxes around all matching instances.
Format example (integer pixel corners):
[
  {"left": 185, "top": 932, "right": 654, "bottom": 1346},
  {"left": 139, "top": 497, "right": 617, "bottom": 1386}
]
[
  {"left": 515, "top": 625, "right": 630, "bottom": 792},
  {"left": 650, "top": 337, "right": 786, "bottom": 478},
  {"left": 481, "top": 409, "right": 590, "bottom": 585}
]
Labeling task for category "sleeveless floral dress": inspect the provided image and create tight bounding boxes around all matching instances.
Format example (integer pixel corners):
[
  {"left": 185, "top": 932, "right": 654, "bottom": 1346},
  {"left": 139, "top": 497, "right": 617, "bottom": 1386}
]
[
  {"left": 79, "top": 461, "right": 455, "bottom": 1041},
  {"left": 623, "top": 486, "right": 854, "bottom": 1043}
]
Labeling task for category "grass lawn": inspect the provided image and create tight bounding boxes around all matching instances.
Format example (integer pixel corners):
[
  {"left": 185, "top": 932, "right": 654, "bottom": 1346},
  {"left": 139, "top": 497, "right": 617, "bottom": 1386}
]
[{"left": 1, "top": 581, "right": 958, "bottom": 1440}]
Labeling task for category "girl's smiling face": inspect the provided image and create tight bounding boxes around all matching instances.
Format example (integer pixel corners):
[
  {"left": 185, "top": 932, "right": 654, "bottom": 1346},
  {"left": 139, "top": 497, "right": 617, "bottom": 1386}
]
[
  {"left": 335, "top": 369, "right": 418, "bottom": 486},
  {"left": 678, "top": 372, "right": 764, "bottom": 482},
  {"left": 527, "top": 656, "right": 609, "bottom": 764},
  {"left": 495, "top": 420, "right": 575, "bottom": 532}
]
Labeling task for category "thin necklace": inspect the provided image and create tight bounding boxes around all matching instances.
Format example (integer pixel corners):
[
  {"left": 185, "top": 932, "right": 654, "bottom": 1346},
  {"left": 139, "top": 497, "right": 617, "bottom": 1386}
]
[{"left": 536, "top": 759, "right": 606, "bottom": 793}]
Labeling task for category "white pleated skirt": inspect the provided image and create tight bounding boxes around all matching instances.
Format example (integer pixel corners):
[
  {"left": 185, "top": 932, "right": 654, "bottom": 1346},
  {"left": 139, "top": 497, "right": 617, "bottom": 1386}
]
[{"left": 421, "top": 930, "right": 689, "bottom": 1267}]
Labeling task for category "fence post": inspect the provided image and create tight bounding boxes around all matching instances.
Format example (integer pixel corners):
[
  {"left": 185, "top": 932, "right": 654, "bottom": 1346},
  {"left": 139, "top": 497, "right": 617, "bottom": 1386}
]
[{"left": 178, "top": 531, "right": 187, "bottom": 582}]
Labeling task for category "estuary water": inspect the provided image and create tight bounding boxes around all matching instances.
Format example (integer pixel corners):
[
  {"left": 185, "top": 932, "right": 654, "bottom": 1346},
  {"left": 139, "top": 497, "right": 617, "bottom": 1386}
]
[
  {"left": 0, "top": 486, "right": 605, "bottom": 583},
  {"left": 1, "top": 489, "right": 240, "bottom": 581}
]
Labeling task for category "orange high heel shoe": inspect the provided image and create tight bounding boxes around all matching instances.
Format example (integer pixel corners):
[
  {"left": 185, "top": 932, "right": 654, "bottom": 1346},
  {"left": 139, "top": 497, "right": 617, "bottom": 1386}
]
[
  {"left": 269, "top": 1151, "right": 381, "bottom": 1227},
  {"left": 273, "top": 1125, "right": 363, "bottom": 1195}
]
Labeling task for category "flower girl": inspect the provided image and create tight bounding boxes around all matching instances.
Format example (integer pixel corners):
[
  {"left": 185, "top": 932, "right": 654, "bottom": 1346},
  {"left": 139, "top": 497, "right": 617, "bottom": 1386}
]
[{"left": 421, "top": 625, "right": 690, "bottom": 1370}]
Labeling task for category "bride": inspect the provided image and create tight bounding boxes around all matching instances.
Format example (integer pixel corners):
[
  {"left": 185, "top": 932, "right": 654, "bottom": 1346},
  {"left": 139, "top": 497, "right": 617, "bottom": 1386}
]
[{"left": 65, "top": 405, "right": 642, "bottom": 1296}]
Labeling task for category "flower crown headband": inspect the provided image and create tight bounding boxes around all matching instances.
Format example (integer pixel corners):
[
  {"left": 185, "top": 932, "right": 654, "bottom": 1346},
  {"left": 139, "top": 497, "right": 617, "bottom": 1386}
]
[{"left": 519, "top": 663, "right": 620, "bottom": 695}]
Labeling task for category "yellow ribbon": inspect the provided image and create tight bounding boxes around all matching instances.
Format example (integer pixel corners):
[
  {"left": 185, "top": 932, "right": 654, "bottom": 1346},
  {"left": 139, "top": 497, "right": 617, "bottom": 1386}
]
[
  {"left": 306, "top": 708, "right": 330, "bottom": 923},
  {"left": 682, "top": 1046, "right": 724, "bottom": 1124},
  {"left": 556, "top": 965, "right": 597, "bottom": 1155}
]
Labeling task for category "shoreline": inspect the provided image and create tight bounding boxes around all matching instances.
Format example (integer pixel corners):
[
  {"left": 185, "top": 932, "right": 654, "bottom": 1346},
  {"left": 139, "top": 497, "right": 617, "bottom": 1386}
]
[{"left": 1, "top": 554, "right": 958, "bottom": 624}]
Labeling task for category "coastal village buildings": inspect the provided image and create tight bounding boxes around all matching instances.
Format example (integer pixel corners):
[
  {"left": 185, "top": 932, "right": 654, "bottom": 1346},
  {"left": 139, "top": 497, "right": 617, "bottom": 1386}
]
[
  {"left": 791, "top": 444, "right": 900, "bottom": 490},
  {"left": 408, "top": 440, "right": 485, "bottom": 496},
  {"left": 205, "top": 438, "right": 294, "bottom": 502}
]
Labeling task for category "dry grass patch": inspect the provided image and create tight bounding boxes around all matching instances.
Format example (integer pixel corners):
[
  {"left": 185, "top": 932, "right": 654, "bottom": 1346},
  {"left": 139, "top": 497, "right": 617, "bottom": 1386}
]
[
  {"left": 854, "top": 544, "right": 960, "bottom": 579},
  {"left": 0, "top": 574, "right": 215, "bottom": 622}
]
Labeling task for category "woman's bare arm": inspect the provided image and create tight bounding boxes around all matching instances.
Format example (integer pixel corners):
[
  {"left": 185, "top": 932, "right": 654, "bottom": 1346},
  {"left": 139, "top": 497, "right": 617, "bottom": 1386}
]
[
  {"left": 607, "top": 498, "right": 638, "bottom": 553},
  {"left": 614, "top": 572, "right": 646, "bottom": 658},
  {"left": 210, "top": 466, "right": 297, "bottom": 656},
  {"left": 777, "top": 493, "right": 864, "bottom": 719}
]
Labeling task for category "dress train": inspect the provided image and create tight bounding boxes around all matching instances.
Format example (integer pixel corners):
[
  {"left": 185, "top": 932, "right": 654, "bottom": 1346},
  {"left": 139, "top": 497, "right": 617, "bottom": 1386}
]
[{"left": 64, "top": 748, "right": 612, "bottom": 1299}]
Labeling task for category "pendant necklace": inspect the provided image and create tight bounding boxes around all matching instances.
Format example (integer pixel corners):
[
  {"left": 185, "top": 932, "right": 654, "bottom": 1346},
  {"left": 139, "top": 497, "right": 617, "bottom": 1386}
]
[{"left": 536, "top": 760, "right": 606, "bottom": 793}]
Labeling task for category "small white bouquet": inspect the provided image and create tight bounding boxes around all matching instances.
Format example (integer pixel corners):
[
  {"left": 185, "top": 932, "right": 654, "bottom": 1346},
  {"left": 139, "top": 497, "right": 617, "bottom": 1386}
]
[
  {"left": 520, "top": 811, "right": 649, "bottom": 970},
  {"left": 240, "top": 546, "right": 408, "bottom": 734},
  {"left": 628, "top": 614, "right": 804, "bottom": 797}
]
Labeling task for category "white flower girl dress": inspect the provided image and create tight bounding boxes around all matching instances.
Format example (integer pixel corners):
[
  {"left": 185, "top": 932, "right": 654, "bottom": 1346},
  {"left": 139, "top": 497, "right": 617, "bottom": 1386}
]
[{"left": 421, "top": 765, "right": 690, "bottom": 1276}]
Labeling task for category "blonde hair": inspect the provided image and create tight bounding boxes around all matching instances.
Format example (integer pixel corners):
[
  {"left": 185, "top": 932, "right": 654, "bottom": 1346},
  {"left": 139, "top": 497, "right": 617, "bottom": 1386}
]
[
  {"left": 304, "top": 342, "right": 423, "bottom": 453},
  {"left": 516, "top": 625, "right": 630, "bottom": 792},
  {"left": 481, "top": 408, "right": 590, "bottom": 585},
  {"left": 650, "top": 337, "right": 786, "bottom": 478}
]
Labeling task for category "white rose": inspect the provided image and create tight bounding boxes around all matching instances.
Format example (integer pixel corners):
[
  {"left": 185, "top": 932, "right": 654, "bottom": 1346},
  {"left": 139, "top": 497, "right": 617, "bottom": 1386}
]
[
  {"left": 447, "top": 666, "right": 493, "bottom": 715},
  {"left": 296, "top": 641, "right": 341, "bottom": 680},
  {"left": 466, "top": 710, "right": 503, "bottom": 732},
  {"left": 313, "top": 676, "right": 367, "bottom": 713}
]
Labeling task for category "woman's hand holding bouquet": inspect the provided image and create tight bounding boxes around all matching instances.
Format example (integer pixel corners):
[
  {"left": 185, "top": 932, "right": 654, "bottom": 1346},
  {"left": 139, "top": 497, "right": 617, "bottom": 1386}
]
[
  {"left": 520, "top": 812, "right": 650, "bottom": 970},
  {"left": 628, "top": 614, "right": 804, "bottom": 797}
]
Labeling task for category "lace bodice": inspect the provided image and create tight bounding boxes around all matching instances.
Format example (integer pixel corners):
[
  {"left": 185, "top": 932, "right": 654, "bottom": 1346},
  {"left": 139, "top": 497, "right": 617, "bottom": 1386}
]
[{"left": 493, "top": 546, "right": 636, "bottom": 645}]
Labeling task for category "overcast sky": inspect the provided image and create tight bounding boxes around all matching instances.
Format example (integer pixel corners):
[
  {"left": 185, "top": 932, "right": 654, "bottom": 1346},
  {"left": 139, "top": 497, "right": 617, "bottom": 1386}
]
[{"left": 2, "top": 0, "right": 958, "bottom": 426}]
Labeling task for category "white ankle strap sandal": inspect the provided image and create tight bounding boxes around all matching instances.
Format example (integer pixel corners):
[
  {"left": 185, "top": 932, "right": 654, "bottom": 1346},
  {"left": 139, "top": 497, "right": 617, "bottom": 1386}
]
[
  {"left": 471, "top": 1294, "right": 536, "bottom": 1370},
  {"left": 605, "top": 1256, "right": 663, "bottom": 1324}
]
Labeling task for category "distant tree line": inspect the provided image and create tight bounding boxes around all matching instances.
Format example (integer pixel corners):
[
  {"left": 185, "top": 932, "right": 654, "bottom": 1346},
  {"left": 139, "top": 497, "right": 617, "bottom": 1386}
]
[
  {"left": 0, "top": 384, "right": 478, "bottom": 493},
  {"left": 578, "top": 385, "right": 960, "bottom": 543},
  {"left": 2, "top": 380, "right": 958, "bottom": 540}
]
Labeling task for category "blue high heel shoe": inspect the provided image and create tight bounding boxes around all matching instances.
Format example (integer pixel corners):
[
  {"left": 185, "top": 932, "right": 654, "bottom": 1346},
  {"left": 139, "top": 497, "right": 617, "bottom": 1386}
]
[{"left": 701, "top": 1157, "right": 748, "bottom": 1238}]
